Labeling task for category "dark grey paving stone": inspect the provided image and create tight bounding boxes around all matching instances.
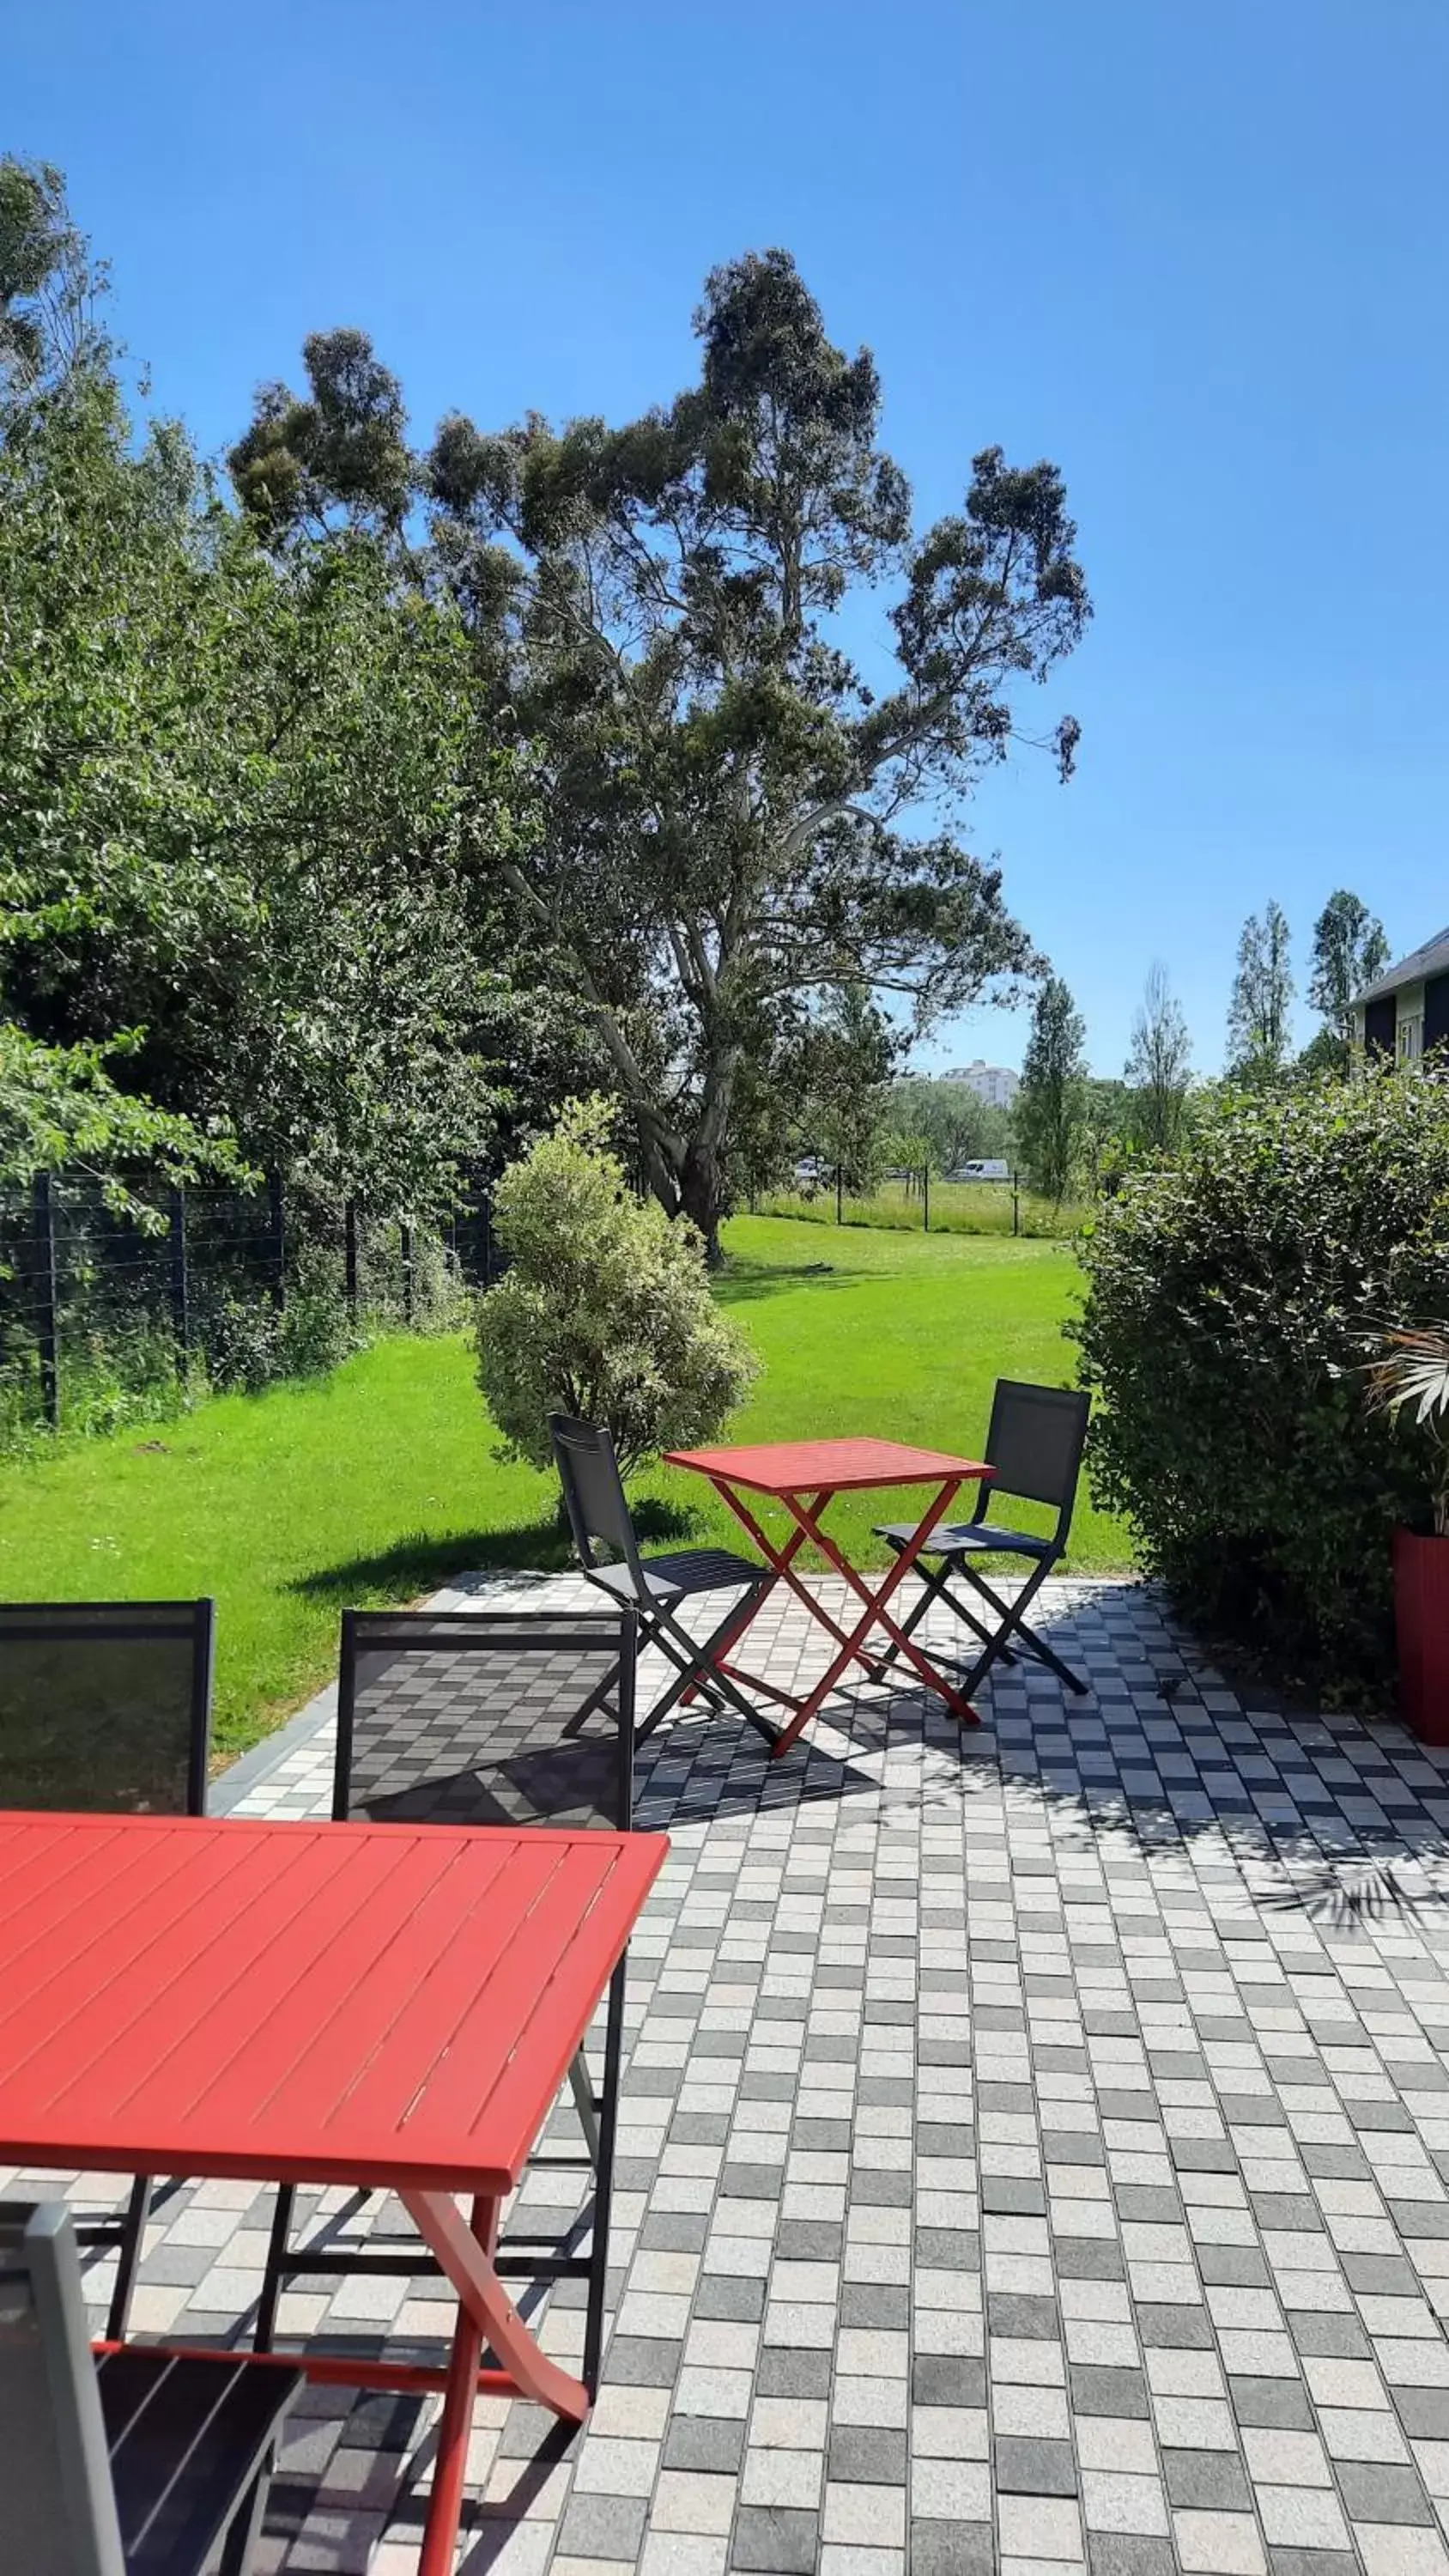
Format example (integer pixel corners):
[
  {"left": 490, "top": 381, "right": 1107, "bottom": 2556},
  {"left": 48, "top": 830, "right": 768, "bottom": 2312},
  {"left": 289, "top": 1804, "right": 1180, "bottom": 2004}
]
[
  {"left": 1343, "top": 2255, "right": 1420, "bottom": 2297},
  {"left": 914, "top": 2227, "right": 980, "bottom": 2272},
  {"left": 721, "top": 2162, "right": 785, "bottom": 2197},
  {"left": 841, "top": 2283, "right": 910, "bottom": 2330},
  {"left": 987, "top": 2292, "right": 1059, "bottom": 2340},
  {"left": 556, "top": 2492, "right": 648, "bottom": 2559},
  {"left": 912, "top": 2355, "right": 985, "bottom": 2408},
  {"left": 1088, "top": 2540, "right": 1177, "bottom": 2576},
  {"left": 981, "top": 2175, "right": 1046, "bottom": 2215},
  {"left": 1337, "top": 2460, "right": 1436, "bottom": 2524},
  {"left": 1136, "top": 2303, "right": 1214, "bottom": 2349},
  {"left": 912, "top": 2521, "right": 994, "bottom": 2574},
  {"left": 1197, "top": 2244, "right": 1271, "bottom": 2287},
  {"left": 1070, "top": 2365, "right": 1149, "bottom": 2419},
  {"left": 828, "top": 2426, "right": 908, "bottom": 2484},
  {"left": 1266, "top": 2553, "right": 1358, "bottom": 2576},
  {"left": 730, "top": 2505, "right": 819, "bottom": 2573},
  {"left": 1395, "top": 2388, "right": 1449, "bottom": 2439},
  {"left": 663, "top": 2416, "right": 746, "bottom": 2474},
  {"left": 1388, "top": 2199, "right": 1449, "bottom": 2238},
  {"left": 994, "top": 2434, "right": 1079, "bottom": 2494},
  {"left": 1251, "top": 2193, "right": 1323, "bottom": 2230},
  {"left": 1115, "top": 2185, "right": 1184, "bottom": 2222},
  {"left": 1056, "top": 2238, "right": 1126, "bottom": 2281},
  {"left": 774, "top": 2220, "right": 844, "bottom": 2261},
  {"left": 601, "top": 2335, "right": 682, "bottom": 2386},
  {"left": 1044, "top": 2129, "right": 1108, "bottom": 2165},
  {"left": 1228, "top": 2376, "right": 1315, "bottom": 2430},
  {"left": 1287, "top": 2312, "right": 1368, "bottom": 2359},
  {"left": 850, "top": 2170, "right": 913, "bottom": 2206},
  {"left": 1164, "top": 2450, "right": 1252, "bottom": 2510},
  {"left": 639, "top": 2214, "right": 709, "bottom": 2253},
  {"left": 694, "top": 2274, "right": 767, "bottom": 2323},
  {"left": 755, "top": 2348, "right": 832, "bottom": 2399},
  {"left": 1171, "top": 2137, "right": 1240, "bottom": 2172}
]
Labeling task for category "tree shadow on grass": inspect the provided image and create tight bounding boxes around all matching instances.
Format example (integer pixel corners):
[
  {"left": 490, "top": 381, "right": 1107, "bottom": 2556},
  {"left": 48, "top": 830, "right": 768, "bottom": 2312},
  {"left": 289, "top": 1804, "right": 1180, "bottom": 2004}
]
[
  {"left": 288, "top": 1497, "right": 700, "bottom": 1607},
  {"left": 712, "top": 1260, "right": 855, "bottom": 1306}
]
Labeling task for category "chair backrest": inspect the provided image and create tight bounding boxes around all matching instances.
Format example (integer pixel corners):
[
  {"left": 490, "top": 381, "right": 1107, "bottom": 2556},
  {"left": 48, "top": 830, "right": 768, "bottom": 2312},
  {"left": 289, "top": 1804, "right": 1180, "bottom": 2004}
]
[
  {"left": 985, "top": 1381, "right": 1091, "bottom": 1532},
  {"left": 549, "top": 1416, "right": 648, "bottom": 1589},
  {"left": 0, "top": 1601, "right": 215, "bottom": 1817},
  {"left": 335, "top": 1607, "right": 637, "bottom": 1830},
  {"left": 0, "top": 2202, "right": 125, "bottom": 2576}
]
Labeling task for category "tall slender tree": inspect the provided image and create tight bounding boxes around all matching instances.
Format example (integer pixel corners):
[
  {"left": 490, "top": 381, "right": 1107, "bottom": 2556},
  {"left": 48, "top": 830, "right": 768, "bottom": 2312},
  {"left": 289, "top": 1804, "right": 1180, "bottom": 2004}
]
[
  {"left": 1016, "top": 976, "right": 1088, "bottom": 1205},
  {"left": 1227, "top": 902, "right": 1294, "bottom": 1085},
  {"left": 1125, "top": 961, "right": 1192, "bottom": 1149},
  {"left": 1307, "top": 890, "right": 1390, "bottom": 1070}
]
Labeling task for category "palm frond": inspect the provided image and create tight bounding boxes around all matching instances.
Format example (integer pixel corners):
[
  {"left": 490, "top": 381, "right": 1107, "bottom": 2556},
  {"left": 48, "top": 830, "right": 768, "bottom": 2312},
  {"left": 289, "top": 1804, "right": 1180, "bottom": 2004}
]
[{"left": 1366, "top": 1324, "right": 1449, "bottom": 1427}]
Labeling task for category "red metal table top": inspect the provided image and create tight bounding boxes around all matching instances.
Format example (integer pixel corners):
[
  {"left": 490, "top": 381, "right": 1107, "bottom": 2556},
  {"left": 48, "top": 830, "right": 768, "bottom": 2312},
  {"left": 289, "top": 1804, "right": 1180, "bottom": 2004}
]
[
  {"left": 666, "top": 1435, "right": 991, "bottom": 1497},
  {"left": 0, "top": 1813, "right": 666, "bottom": 2197}
]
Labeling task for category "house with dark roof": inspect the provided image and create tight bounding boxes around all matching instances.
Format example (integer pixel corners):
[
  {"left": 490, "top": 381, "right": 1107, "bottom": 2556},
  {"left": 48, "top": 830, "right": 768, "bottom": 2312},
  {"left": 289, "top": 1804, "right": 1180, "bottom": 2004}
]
[{"left": 1353, "top": 927, "right": 1449, "bottom": 1062}]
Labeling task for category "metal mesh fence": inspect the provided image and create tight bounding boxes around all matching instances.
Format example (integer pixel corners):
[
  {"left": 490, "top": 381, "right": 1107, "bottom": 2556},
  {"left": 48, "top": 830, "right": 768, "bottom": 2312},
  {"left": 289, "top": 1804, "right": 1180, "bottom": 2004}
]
[{"left": 0, "top": 1173, "right": 503, "bottom": 1442}]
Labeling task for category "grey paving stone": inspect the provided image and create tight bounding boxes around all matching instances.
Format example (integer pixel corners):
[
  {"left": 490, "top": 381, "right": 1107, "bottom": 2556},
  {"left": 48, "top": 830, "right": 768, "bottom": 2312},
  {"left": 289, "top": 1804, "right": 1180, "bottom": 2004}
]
[
  {"left": 730, "top": 2504, "right": 820, "bottom": 2571},
  {"left": 1088, "top": 2539, "right": 1179, "bottom": 2576},
  {"left": 912, "top": 2354, "right": 986, "bottom": 2408},
  {"left": 664, "top": 2416, "right": 747, "bottom": 2473},
  {"left": 1335, "top": 2460, "right": 1435, "bottom": 2524},
  {"left": 912, "top": 2523, "right": 995, "bottom": 2575},
  {"left": 756, "top": 2348, "right": 833, "bottom": 2399},
  {"left": 558, "top": 2492, "right": 650, "bottom": 2558},
  {"left": 828, "top": 2427, "right": 908, "bottom": 2484},
  {"left": 995, "top": 2435, "right": 1079, "bottom": 2494},
  {"left": 1164, "top": 2450, "right": 1253, "bottom": 2510},
  {"left": 1228, "top": 2377, "right": 1317, "bottom": 2431},
  {"left": 1071, "top": 2365, "right": 1150, "bottom": 2419}
]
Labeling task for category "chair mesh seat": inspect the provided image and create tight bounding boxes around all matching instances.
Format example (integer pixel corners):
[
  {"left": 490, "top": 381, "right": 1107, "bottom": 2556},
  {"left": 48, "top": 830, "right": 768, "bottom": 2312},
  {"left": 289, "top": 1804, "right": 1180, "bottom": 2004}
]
[
  {"left": 875, "top": 1520, "right": 1056, "bottom": 1560},
  {"left": 586, "top": 1548, "right": 763, "bottom": 1605}
]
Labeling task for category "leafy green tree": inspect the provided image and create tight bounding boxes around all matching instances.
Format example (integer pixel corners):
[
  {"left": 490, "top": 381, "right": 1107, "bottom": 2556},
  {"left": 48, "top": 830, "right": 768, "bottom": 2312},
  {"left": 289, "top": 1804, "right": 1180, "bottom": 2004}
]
[
  {"left": 0, "top": 1027, "right": 242, "bottom": 1218},
  {"left": 1125, "top": 961, "right": 1192, "bottom": 1150},
  {"left": 1226, "top": 901, "right": 1294, "bottom": 1084},
  {"left": 1307, "top": 889, "right": 1389, "bottom": 1071},
  {"left": 1016, "top": 976, "right": 1088, "bottom": 1204},
  {"left": 408, "top": 251, "right": 1087, "bottom": 1254},
  {"left": 0, "top": 155, "right": 101, "bottom": 394},
  {"left": 887, "top": 1078, "right": 1013, "bottom": 1173},
  {"left": 227, "top": 329, "right": 414, "bottom": 546},
  {"left": 1, "top": 358, "right": 524, "bottom": 1219}
]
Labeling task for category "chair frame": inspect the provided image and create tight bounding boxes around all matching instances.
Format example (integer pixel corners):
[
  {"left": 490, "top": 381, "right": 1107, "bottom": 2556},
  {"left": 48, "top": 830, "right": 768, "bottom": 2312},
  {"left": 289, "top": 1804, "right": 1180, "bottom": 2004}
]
[
  {"left": 257, "top": 1606, "right": 637, "bottom": 2396},
  {"left": 0, "top": 2200, "right": 296, "bottom": 2576},
  {"left": 877, "top": 1383, "right": 1092, "bottom": 1698},
  {"left": 0, "top": 1600, "right": 215, "bottom": 2343},
  {"left": 551, "top": 1413, "right": 777, "bottom": 1745}
]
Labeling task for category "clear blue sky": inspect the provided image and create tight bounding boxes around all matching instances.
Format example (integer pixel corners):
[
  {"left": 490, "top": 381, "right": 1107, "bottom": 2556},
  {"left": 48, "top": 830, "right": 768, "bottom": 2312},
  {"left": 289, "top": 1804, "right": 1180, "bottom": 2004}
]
[{"left": 9, "top": 0, "right": 1447, "bottom": 1078}]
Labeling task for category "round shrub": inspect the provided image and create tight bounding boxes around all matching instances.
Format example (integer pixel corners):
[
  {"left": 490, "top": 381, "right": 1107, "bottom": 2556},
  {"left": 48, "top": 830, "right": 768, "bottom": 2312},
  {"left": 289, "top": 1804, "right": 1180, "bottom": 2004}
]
[
  {"left": 476, "top": 1099, "right": 758, "bottom": 1477},
  {"left": 1075, "top": 1062, "right": 1449, "bottom": 1697}
]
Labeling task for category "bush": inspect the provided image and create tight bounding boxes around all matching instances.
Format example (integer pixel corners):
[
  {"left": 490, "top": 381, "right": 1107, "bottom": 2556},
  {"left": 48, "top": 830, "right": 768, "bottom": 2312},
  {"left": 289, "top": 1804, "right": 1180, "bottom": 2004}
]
[
  {"left": 1075, "top": 1062, "right": 1449, "bottom": 1698},
  {"left": 476, "top": 1101, "right": 758, "bottom": 1476}
]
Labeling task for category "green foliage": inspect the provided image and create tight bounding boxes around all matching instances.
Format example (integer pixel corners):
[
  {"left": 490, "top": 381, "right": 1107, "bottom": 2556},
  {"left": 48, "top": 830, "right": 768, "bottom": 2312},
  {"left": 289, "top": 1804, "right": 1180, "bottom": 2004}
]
[
  {"left": 1016, "top": 976, "right": 1088, "bottom": 1203},
  {"left": 1, "top": 355, "right": 525, "bottom": 1221},
  {"left": 1308, "top": 889, "right": 1390, "bottom": 1070},
  {"left": 476, "top": 1102, "right": 759, "bottom": 1476},
  {"left": 1124, "top": 962, "right": 1191, "bottom": 1151},
  {"left": 0, "top": 155, "right": 102, "bottom": 393},
  {"left": 1226, "top": 901, "right": 1294, "bottom": 1084},
  {"left": 1075, "top": 1061, "right": 1449, "bottom": 1694},
  {"left": 887, "top": 1078, "right": 1015, "bottom": 1174},
  {"left": 422, "top": 249, "right": 1088, "bottom": 1245},
  {"left": 0, "top": 1026, "right": 242, "bottom": 1221}
]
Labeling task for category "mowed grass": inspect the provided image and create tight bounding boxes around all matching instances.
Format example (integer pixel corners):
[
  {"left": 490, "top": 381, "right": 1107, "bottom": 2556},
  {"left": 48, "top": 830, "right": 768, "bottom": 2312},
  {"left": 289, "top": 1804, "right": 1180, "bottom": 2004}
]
[{"left": 0, "top": 1214, "right": 1130, "bottom": 1758}]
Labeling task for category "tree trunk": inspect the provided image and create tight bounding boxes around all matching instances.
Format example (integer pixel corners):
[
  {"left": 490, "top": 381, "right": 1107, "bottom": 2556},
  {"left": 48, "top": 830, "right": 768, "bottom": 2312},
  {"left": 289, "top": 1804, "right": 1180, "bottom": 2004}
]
[{"left": 677, "top": 1141, "right": 727, "bottom": 1267}]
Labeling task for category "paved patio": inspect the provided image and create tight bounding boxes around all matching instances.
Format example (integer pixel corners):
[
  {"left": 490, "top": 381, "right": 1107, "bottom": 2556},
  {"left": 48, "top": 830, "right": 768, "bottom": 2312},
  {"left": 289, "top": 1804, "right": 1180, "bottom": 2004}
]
[{"left": 13, "top": 1571, "right": 1449, "bottom": 2575}]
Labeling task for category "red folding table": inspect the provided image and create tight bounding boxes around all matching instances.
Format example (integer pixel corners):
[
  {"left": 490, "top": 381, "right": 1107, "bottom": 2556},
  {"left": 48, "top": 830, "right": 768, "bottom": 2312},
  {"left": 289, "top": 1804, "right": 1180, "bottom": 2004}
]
[
  {"left": 665, "top": 1435, "right": 994, "bottom": 1755},
  {"left": 0, "top": 1809, "right": 666, "bottom": 2575}
]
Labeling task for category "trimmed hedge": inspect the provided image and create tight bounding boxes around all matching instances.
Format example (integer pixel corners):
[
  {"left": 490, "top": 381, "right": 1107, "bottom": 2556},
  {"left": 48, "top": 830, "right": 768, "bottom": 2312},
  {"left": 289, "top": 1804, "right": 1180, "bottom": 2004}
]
[{"left": 1075, "top": 1063, "right": 1449, "bottom": 1698}]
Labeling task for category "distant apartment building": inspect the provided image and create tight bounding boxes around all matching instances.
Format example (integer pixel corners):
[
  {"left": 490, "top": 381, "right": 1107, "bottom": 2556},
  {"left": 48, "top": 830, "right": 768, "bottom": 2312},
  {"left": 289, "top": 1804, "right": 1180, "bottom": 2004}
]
[
  {"left": 941, "top": 1059, "right": 1020, "bottom": 1109},
  {"left": 1353, "top": 928, "right": 1449, "bottom": 1063}
]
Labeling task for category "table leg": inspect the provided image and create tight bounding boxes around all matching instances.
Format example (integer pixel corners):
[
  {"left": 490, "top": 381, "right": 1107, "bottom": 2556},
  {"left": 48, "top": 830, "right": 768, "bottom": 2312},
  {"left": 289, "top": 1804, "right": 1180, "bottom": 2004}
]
[
  {"left": 707, "top": 1484, "right": 883, "bottom": 1672},
  {"left": 404, "top": 2185, "right": 590, "bottom": 2573},
  {"left": 769, "top": 1478, "right": 978, "bottom": 1753}
]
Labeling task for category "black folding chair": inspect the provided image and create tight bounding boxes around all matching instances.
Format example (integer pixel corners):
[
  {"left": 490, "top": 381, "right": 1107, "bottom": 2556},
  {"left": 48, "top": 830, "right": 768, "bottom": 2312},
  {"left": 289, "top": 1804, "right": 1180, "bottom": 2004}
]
[
  {"left": 0, "top": 1601, "right": 215, "bottom": 2342},
  {"left": 257, "top": 1607, "right": 638, "bottom": 2396},
  {"left": 550, "top": 1413, "right": 776, "bottom": 1745},
  {"left": 874, "top": 1382, "right": 1092, "bottom": 1698},
  {"left": 0, "top": 2200, "right": 300, "bottom": 2576}
]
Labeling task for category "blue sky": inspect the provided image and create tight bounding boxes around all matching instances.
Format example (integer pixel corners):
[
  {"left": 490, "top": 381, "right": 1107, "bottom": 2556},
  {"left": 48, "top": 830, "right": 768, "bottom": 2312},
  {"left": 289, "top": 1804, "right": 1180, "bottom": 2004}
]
[{"left": 9, "top": 0, "right": 1447, "bottom": 1078}]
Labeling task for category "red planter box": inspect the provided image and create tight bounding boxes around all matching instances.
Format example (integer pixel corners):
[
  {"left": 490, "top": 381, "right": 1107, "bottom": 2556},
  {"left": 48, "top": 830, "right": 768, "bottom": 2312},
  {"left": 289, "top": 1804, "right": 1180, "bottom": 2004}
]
[{"left": 1394, "top": 1527, "right": 1449, "bottom": 1744}]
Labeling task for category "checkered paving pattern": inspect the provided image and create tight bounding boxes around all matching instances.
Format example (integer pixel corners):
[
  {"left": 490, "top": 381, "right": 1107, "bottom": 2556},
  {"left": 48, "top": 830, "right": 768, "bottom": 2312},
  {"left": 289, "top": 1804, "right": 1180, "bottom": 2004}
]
[{"left": 11, "top": 1572, "right": 1449, "bottom": 2574}]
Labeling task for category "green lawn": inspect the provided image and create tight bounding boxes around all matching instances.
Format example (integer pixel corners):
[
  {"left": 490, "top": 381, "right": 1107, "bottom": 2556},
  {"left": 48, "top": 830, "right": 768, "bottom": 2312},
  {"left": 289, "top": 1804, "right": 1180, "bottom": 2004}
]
[{"left": 0, "top": 1215, "right": 1130, "bottom": 1759}]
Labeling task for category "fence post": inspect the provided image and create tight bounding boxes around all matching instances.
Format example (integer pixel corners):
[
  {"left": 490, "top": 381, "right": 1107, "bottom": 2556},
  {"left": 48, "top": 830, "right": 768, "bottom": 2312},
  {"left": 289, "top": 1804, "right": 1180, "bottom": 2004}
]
[
  {"left": 344, "top": 1199, "right": 359, "bottom": 1321},
  {"left": 401, "top": 1221, "right": 415, "bottom": 1327},
  {"left": 31, "top": 1173, "right": 59, "bottom": 1431},
  {"left": 167, "top": 1185, "right": 190, "bottom": 1366},
  {"left": 923, "top": 1164, "right": 930, "bottom": 1233},
  {"left": 836, "top": 1162, "right": 843, "bottom": 1226},
  {"left": 268, "top": 1173, "right": 286, "bottom": 1309},
  {"left": 1012, "top": 1170, "right": 1021, "bottom": 1236}
]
